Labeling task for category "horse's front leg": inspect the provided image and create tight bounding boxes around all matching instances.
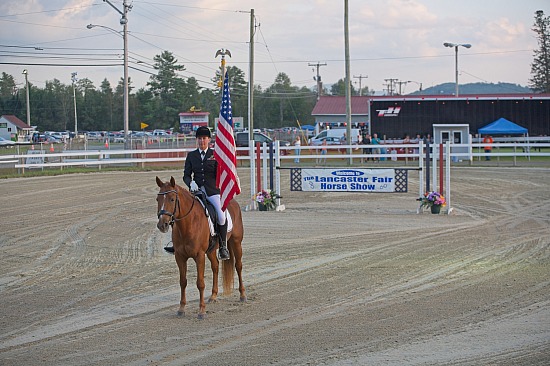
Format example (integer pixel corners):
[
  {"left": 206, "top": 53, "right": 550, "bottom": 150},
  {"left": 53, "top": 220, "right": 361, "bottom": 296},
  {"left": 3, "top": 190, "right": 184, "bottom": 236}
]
[
  {"left": 195, "top": 253, "right": 207, "bottom": 319},
  {"left": 207, "top": 250, "right": 219, "bottom": 303},
  {"left": 175, "top": 256, "right": 188, "bottom": 316}
]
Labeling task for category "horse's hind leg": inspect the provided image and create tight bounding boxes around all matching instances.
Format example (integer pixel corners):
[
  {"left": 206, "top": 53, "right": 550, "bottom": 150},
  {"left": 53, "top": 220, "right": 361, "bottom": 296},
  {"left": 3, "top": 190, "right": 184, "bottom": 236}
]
[
  {"left": 207, "top": 250, "right": 220, "bottom": 303},
  {"left": 232, "top": 240, "right": 247, "bottom": 302}
]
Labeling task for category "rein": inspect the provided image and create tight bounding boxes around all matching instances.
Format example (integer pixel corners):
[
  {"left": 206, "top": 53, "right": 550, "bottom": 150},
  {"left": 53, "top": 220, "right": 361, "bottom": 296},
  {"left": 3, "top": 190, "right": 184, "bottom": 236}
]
[{"left": 157, "top": 189, "right": 196, "bottom": 226}]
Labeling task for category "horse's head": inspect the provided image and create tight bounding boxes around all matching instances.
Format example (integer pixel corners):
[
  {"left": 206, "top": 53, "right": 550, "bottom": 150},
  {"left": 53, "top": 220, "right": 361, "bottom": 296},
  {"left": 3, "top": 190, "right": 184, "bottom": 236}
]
[{"left": 156, "top": 176, "right": 179, "bottom": 233}]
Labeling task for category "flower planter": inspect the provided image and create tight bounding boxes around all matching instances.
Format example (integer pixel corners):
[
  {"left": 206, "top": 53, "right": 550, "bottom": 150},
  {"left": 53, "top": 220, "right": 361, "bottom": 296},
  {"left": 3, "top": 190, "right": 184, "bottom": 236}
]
[
  {"left": 431, "top": 204, "right": 442, "bottom": 214},
  {"left": 258, "top": 203, "right": 267, "bottom": 211}
]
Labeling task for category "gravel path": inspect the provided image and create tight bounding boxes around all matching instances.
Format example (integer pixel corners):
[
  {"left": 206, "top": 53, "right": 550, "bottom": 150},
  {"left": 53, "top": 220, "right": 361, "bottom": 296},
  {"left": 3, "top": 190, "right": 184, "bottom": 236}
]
[{"left": 0, "top": 167, "right": 549, "bottom": 365}]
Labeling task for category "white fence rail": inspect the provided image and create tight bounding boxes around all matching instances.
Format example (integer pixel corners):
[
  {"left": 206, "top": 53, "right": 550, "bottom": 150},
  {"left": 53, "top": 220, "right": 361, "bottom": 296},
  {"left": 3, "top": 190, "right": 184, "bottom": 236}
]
[{"left": 1, "top": 142, "right": 549, "bottom": 171}]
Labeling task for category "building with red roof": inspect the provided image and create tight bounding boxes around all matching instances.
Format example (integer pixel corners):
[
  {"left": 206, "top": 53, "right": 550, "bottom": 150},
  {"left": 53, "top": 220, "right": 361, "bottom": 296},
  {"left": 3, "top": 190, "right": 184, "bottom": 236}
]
[{"left": 0, "top": 115, "right": 33, "bottom": 141}]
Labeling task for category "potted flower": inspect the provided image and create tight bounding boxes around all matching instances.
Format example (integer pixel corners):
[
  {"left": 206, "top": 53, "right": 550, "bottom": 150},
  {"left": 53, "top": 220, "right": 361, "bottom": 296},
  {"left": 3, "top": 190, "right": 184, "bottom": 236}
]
[
  {"left": 419, "top": 191, "right": 446, "bottom": 214},
  {"left": 254, "top": 189, "right": 277, "bottom": 211}
]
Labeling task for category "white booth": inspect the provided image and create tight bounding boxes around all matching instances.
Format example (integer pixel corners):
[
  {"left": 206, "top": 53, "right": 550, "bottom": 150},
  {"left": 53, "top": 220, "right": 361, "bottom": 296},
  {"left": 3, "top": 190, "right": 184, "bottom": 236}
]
[{"left": 433, "top": 124, "right": 470, "bottom": 162}]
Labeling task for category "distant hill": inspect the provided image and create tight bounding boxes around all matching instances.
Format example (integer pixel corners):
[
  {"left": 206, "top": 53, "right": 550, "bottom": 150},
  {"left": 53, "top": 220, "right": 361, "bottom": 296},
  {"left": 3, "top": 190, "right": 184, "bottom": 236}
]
[{"left": 411, "top": 82, "right": 532, "bottom": 95}]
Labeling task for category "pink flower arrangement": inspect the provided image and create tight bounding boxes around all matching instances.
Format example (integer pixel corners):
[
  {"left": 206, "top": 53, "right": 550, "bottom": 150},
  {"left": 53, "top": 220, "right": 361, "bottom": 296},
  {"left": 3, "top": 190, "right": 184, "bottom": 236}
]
[
  {"left": 420, "top": 191, "right": 446, "bottom": 208},
  {"left": 254, "top": 189, "right": 277, "bottom": 210}
]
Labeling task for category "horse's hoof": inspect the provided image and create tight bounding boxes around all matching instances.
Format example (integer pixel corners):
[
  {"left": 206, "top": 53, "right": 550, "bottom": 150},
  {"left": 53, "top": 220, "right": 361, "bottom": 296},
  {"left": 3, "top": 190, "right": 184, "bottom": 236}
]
[
  {"left": 240, "top": 296, "right": 247, "bottom": 303},
  {"left": 176, "top": 310, "right": 185, "bottom": 317},
  {"left": 208, "top": 297, "right": 218, "bottom": 303},
  {"left": 197, "top": 313, "right": 206, "bottom": 320}
]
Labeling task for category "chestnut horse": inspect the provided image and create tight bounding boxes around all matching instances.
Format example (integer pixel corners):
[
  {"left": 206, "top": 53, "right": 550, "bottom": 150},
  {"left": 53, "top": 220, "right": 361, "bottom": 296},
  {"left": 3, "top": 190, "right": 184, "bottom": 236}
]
[{"left": 155, "top": 176, "right": 246, "bottom": 319}]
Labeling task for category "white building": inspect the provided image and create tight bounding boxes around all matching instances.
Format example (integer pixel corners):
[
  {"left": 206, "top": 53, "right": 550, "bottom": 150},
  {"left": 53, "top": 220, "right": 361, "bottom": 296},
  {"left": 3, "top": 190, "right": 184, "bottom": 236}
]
[{"left": 0, "top": 115, "right": 33, "bottom": 141}]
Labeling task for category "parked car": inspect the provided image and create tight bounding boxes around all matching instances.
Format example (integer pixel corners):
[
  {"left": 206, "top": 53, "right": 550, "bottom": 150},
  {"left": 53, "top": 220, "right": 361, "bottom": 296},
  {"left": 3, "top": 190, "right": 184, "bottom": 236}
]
[
  {"left": 0, "top": 136, "right": 16, "bottom": 147},
  {"left": 235, "top": 131, "right": 290, "bottom": 156},
  {"left": 152, "top": 129, "right": 169, "bottom": 136},
  {"left": 46, "top": 131, "right": 69, "bottom": 141},
  {"left": 108, "top": 132, "right": 125, "bottom": 143},
  {"left": 309, "top": 136, "right": 342, "bottom": 146},
  {"left": 42, "top": 135, "right": 62, "bottom": 144},
  {"left": 235, "top": 131, "right": 290, "bottom": 147},
  {"left": 86, "top": 132, "right": 103, "bottom": 141}
]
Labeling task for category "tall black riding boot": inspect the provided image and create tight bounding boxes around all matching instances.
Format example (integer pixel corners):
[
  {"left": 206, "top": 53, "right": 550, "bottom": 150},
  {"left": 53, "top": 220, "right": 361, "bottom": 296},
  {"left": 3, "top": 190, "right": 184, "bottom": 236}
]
[{"left": 217, "top": 220, "right": 230, "bottom": 261}]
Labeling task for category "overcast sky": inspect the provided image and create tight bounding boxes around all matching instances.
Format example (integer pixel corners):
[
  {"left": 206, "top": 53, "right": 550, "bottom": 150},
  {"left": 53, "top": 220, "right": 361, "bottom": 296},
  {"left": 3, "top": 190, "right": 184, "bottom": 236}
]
[{"left": 0, "top": 0, "right": 547, "bottom": 95}]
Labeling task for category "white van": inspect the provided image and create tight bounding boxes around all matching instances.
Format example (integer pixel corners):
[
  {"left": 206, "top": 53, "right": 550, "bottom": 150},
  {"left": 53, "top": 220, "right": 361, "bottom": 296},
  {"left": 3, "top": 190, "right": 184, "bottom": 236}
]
[{"left": 309, "top": 128, "right": 360, "bottom": 145}]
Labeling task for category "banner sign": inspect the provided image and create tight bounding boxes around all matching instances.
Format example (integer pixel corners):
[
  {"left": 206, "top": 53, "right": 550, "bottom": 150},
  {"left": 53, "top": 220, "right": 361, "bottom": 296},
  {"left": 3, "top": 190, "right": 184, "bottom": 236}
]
[
  {"left": 291, "top": 168, "right": 408, "bottom": 193},
  {"left": 25, "top": 150, "right": 45, "bottom": 167}
]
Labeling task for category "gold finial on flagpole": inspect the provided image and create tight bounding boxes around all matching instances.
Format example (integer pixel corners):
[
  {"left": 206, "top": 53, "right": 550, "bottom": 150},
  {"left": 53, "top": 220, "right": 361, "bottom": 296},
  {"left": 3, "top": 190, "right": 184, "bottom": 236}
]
[{"left": 215, "top": 49, "right": 231, "bottom": 88}]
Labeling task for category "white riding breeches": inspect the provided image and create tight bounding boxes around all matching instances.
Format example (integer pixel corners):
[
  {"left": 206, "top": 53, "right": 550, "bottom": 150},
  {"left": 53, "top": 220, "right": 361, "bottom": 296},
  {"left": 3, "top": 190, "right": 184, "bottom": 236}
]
[{"left": 203, "top": 190, "right": 226, "bottom": 225}]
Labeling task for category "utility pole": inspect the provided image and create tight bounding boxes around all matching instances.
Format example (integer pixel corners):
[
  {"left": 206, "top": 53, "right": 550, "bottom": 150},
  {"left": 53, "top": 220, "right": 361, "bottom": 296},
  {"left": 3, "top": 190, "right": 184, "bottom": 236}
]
[
  {"left": 384, "top": 78, "right": 398, "bottom": 96},
  {"left": 71, "top": 72, "right": 78, "bottom": 136},
  {"left": 103, "top": 0, "right": 131, "bottom": 147},
  {"left": 22, "top": 69, "right": 30, "bottom": 127},
  {"left": 248, "top": 9, "right": 255, "bottom": 135},
  {"left": 396, "top": 80, "right": 409, "bottom": 95},
  {"left": 344, "top": 0, "right": 352, "bottom": 165},
  {"left": 353, "top": 74, "right": 368, "bottom": 96},
  {"left": 248, "top": 8, "right": 256, "bottom": 203},
  {"left": 308, "top": 62, "right": 326, "bottom": 100}
]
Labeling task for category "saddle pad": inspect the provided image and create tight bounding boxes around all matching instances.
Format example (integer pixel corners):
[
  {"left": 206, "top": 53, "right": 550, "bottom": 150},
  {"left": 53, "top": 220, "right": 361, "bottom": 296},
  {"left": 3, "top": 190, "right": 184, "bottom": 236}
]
[{"left": 207, "top": 211, "right": 233, "bottom": 236}]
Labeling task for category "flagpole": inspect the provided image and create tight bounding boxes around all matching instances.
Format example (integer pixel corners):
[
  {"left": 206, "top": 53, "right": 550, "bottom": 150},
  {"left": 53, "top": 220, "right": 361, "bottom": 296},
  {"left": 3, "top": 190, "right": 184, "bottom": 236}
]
[
  {"left": 214, "top": 49, "right": 241, "bottom": 211},
  {"left": 215, "top": 49, "right": 231, "bottom": 89}
]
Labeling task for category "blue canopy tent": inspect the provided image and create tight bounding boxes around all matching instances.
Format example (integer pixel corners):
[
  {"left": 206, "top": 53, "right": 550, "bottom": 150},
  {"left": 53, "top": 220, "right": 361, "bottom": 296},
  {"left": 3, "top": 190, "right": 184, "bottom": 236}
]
[
  {"left": 478, "top": 118, "right": 528, "bottom": 136},
  {"left": 478, "top": 118, "right": 530, "bottom": 160}
]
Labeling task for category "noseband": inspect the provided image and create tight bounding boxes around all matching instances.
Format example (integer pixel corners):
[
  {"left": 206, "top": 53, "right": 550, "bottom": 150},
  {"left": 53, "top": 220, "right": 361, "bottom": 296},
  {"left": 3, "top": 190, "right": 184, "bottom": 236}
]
[{"left": 157, "top": 189, "right": 195, "bottom": 226}]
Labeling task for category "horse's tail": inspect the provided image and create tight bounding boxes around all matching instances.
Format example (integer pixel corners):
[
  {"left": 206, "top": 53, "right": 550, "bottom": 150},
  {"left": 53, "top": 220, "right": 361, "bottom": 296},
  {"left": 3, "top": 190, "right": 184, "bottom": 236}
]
[{"left": 222, "top": 255, "right": 234, "bottom": 295}]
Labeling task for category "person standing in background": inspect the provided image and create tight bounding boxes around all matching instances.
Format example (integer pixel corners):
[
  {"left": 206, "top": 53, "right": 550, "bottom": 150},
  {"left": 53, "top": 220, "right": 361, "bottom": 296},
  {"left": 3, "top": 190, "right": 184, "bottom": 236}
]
[
  {"left": 294, "top": 136, "right": 301, "bottom": 163},
  {"left": 371, "top": 133, "right": 381, "bottom": 162},
  {"left": 319, "top": 138, "right": 328, "bottom": 165},
  {"left": 483, "top": 135, "right": 494, "bottom": 161}
]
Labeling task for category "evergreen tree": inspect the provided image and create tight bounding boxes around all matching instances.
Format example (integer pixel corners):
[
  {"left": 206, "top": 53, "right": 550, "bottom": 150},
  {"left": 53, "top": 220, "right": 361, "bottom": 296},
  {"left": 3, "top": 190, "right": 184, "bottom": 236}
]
[
  {"left": 529, "top": 10, "right": 550, "bottom": 93},
  {"left": 224, "top": 66, "right": 248, "bottom": 121},
  {"left": 0, "top": 72, "right": 20, "bottom": 116},
  {"left": 99, "top": 79, "right": 115, "bottom": 131},
  {"left": 330, "top": 78, "right": 357, "bottom": 96},
  {"left": 147, "top": 51, "right": 186, "bottom": 129}
]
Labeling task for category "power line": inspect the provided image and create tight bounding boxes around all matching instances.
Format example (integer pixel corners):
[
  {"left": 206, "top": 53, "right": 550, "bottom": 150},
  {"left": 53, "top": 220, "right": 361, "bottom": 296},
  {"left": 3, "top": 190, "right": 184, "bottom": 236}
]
[
  {"left": 0, "top": 62, "right": 122, "bottom": 67},
  {"left": 0, "top": 44, "right": 120, "bottom": 51},
  {"left": 0, "top": 4, "right": 100, "bottom": 17}
]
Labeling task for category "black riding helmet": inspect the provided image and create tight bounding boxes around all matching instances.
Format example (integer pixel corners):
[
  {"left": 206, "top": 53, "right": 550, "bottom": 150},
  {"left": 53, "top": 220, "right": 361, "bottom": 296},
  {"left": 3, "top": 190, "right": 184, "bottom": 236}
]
[{"left": 195, "top": 126, "right": 211, "bottom": 138}]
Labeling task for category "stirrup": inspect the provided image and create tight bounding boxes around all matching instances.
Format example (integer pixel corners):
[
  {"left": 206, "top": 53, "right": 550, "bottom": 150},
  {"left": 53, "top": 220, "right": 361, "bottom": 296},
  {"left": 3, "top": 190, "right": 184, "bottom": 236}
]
[{"left": 217, "top": 247, "right": 230, "bottom": 261}]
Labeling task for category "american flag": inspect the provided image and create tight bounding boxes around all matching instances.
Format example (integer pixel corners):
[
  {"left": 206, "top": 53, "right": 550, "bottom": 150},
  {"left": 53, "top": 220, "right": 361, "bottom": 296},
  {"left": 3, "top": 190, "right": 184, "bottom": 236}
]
[{"left": 215, "top": 71, "right": 241, "bottom": 210}]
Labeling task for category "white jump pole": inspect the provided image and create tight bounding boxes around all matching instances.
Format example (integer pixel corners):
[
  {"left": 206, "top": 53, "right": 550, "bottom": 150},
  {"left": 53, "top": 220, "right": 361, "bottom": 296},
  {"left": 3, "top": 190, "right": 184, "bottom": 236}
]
[{"left": 445, "top": 141, "right": 453, "bottom": 215}]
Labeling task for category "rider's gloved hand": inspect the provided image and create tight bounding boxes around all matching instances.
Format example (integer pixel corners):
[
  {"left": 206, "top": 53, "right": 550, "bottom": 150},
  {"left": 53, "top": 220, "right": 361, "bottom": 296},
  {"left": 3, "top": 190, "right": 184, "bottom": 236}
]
[{"left": 190, "top": 180, "right": 199, "bottom": 192}]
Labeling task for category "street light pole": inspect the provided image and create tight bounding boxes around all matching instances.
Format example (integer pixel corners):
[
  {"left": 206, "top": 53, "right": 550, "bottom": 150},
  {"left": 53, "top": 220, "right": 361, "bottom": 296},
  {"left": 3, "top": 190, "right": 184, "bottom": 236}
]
[
  {"left": 22, "top": 69, "right": 30, "bottom": 126},
  {"left": 443, "top": 42, "right": 471, "bottom": 97},
  {"left": 71, "top": 72, "right": 78, "bottom": 137},
  {"left": 101, "top": 0, "right": 131, "bottom": 147}
]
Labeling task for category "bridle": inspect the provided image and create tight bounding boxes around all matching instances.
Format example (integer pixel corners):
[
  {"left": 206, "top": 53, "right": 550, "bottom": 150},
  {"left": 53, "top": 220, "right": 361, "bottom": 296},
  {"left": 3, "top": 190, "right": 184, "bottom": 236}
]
[{"left": 157, "top": 188, "right": 195, "bottom": 226}]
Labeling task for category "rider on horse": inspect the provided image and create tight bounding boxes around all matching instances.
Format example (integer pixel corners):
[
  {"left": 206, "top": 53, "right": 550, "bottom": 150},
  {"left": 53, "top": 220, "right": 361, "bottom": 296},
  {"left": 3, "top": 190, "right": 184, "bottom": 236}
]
[{"left": 178, "top": 126, "right": 230, "bottom": 261}]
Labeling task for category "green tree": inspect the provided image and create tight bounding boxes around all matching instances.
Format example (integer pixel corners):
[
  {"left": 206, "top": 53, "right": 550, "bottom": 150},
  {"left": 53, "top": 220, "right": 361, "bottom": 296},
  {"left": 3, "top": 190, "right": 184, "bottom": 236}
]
[
  {"left": 147, "top": 51, "right": 186, "bottom": 129},
  {"left": 330, "top": 78, "right": 357, "bottom": 96},
  {"left": 99, "top": 79, "right": 115, "bottom": 131},
  {"left": 529, "top": 10, "right": 550, "bottom": 93},
  {"left": 0, "top": 72, "right": 20, "bottom": 116},
  {"left": 224, "top": 66, "right": 248, "bottom": 122},
  {"left": 133, "top": 87, "right": 154, "bottom": 130}
]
